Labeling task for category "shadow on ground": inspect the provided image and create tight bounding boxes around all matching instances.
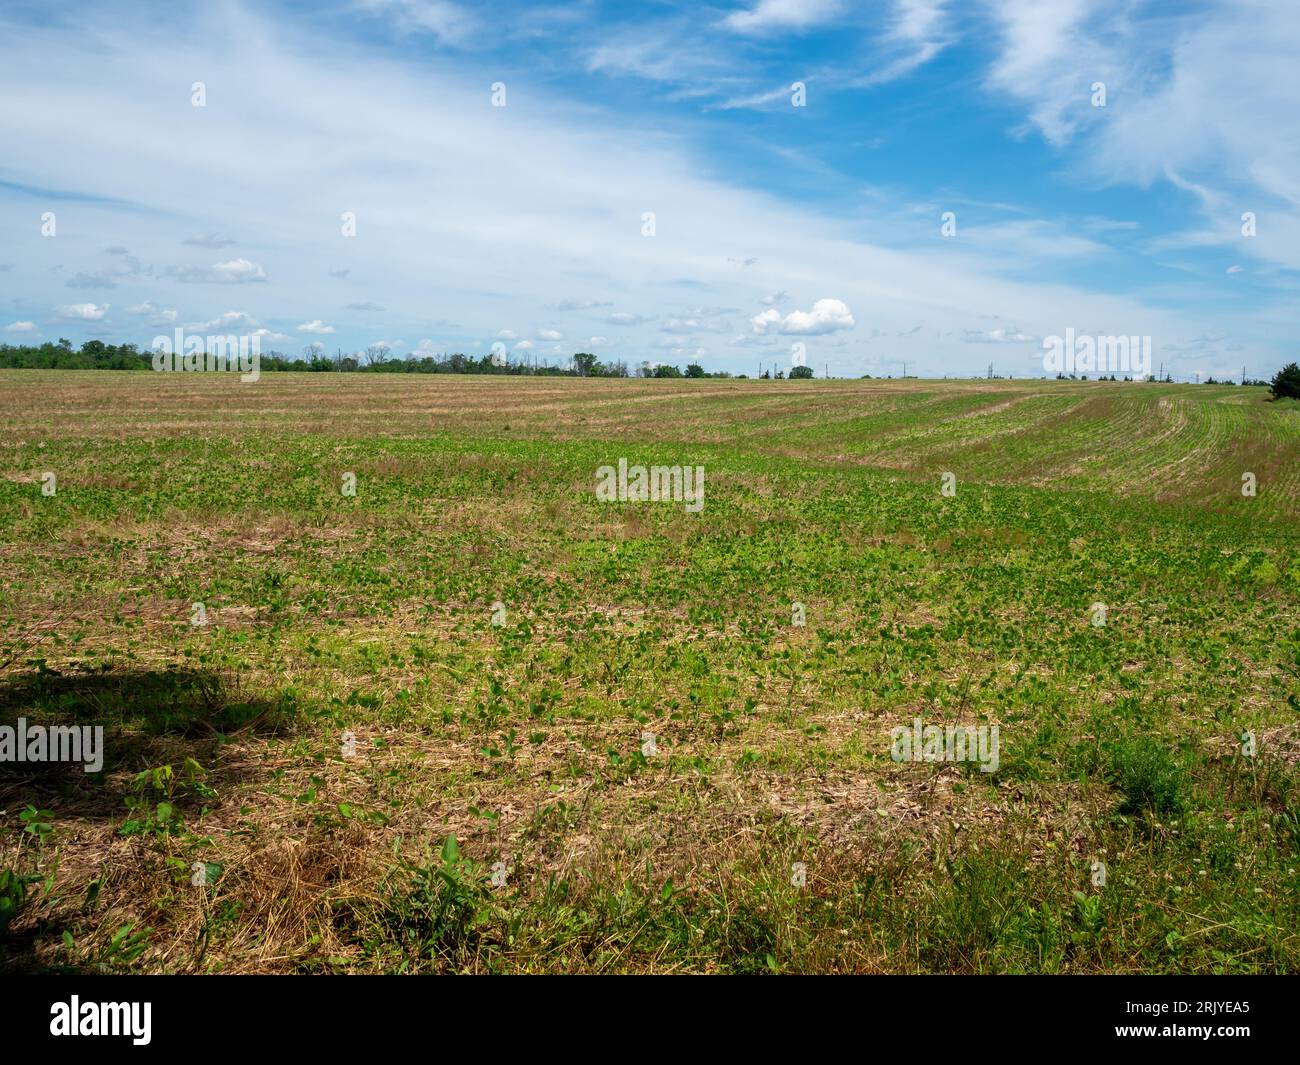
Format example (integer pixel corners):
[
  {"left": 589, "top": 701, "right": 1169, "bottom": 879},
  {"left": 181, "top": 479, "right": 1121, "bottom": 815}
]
[
  {"left": 0, "top": 664, "right": 290, "bottom": 814},
  {"left": 1, "top": 665, "right": 296, "bottom": 972}
]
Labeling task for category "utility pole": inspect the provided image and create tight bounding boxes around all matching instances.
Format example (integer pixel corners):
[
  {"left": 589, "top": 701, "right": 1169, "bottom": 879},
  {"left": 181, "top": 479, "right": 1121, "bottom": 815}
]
[{"left": 1242, "top": 365, "right": 1246, "bottom": 385}]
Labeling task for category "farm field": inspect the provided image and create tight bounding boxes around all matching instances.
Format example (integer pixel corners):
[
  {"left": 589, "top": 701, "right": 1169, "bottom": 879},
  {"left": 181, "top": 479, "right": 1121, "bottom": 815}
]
[{"left": 1, "top": 370, "right": 1298, "bottom": 974}]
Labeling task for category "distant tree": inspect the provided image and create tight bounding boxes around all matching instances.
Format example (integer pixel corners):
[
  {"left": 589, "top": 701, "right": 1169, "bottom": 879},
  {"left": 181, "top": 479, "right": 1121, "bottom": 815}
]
[
  {"left": 1269, "top": 362, "right": 1300, "bottom": 399},
  {"left": 573, "top": 352, "right": 599, "bottom": 376},
  {"left": 789, "top": 365, "right": 813, "bottom": 379},
  {"left": 363, "top": 344, "right": 391, "bottom": 367},
  {"left": 652, "top": 364, "right": 683, "bottom": 378},
  {"left": 684, "top": 362, "right": 705, "bottom": 378}
]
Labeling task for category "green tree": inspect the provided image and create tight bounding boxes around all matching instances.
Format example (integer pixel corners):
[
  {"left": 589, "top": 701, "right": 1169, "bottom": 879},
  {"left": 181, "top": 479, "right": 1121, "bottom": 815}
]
[
  {"left": 789, "top": 365, "right": 814, "bottom": 379},
  {"left": 1269, "top": 362, "right": 1300, "bottom": 399},
  {"left": 684, "top": 363, "right": 705, "bottom": 378}
]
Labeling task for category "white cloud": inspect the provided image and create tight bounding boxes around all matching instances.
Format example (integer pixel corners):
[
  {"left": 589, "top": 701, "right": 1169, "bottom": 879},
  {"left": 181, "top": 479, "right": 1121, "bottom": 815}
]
[
  {"left": 724, "top": 0, "right": 842, "bottom": 35},
  {"left": 182, "top": 234, "right": 236, "bottom": 249},
  {"left": 4, "top": 320, "right": 38, "bottom": 333},
  {"left": 252, "top": 328, "right": 296, "bottom": 343},
  {"left": 171, "top": 258, "right": 268, "bottom": 284},
  {"left": 355, "top": 0, "right": 476, "bottom": 45},
  {"left": 495, "top": 329, "right": 519, "bottom": 340},
  {"left": 298, "top": 320, "right": 336, "bottom": 334},
  {"left": 547, "top": 298, "right": 613, "bottom": 311},
  {"left": 513, "top": 340, "right": 534, "bottom": 351},
  {"left": 961, "top": 326, "right": 1039, "bottom": 344},
  {"left": 661, "top": 319, "right": 702, "bottom": 334},
  {"left": 189, "top": 310, "right": 259, "bottom": 331},
  {"left": 211, "top": 258, "right": 268, "bottom": 283},
  {"left": 127, "top": 300, "right": 178, "bottom": 324},
  {"left": 750, "top": 298, "right": 854, "bottom": 335},
  {"left": 714, "top": 84, "right": 798, "bottom": 111},
  {"left": 588, "top": 336, "right": 608, "bottom": 345},
  {"left": 981, "top": 1, "right": 1300, "bottom": 279},
  {"left": 854, "top": 0, "right": 953, "bottom": 86},
  {"left": 536, "top": 328, "right": 564, "bottom": 341},
  {"left": 58, "top": 302, "right": 110, "bottom": 321}
]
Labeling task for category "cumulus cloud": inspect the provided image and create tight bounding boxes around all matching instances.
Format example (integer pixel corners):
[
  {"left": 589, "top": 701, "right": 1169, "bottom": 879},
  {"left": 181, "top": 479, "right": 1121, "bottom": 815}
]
[
  {"left": 170, "top": 258, "right": 268, "bottom": 284},
  {"left": 252, "top": 328, "right": 297, "bottom": 343},
  {"left": 961, "top": 326, "right": 1039, "bottom": 344},
  {"left": 127, "top": 300, "right": 178, "bottom": 325},
  {"left": 58, "top": 302, "right": 110, "bottom": 321},
  {"left": 750, "top": 298, "right": 854, "bottom": 335},
  {"left": 536, "top": 328, "right": 564, "bottom": 341},
  {"left": 189, "top": 310, "right": 259, "bottom": 331},
  {"left": 298, "top": 319, "right": 335, "bottom": 334},
  {"left": 661, "top": 318, "right": 699, "bottom": 334},
  {"left": 4, "top": 321, "right": 38, "bottom": 333}
]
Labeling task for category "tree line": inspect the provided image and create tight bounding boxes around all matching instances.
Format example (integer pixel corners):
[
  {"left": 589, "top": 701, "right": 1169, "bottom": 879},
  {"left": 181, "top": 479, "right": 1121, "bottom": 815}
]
[
  {"left": 2, "top": 339, "right": 1297, "bottom": 396},
  {"left": 0, "top": 339, "right": 744, "bottom": 378}
]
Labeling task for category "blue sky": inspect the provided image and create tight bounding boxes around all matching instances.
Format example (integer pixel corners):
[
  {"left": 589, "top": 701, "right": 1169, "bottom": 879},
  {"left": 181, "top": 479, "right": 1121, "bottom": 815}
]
[{"left": 1, "top": 0, "right": 1297, "bottom": 378}]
